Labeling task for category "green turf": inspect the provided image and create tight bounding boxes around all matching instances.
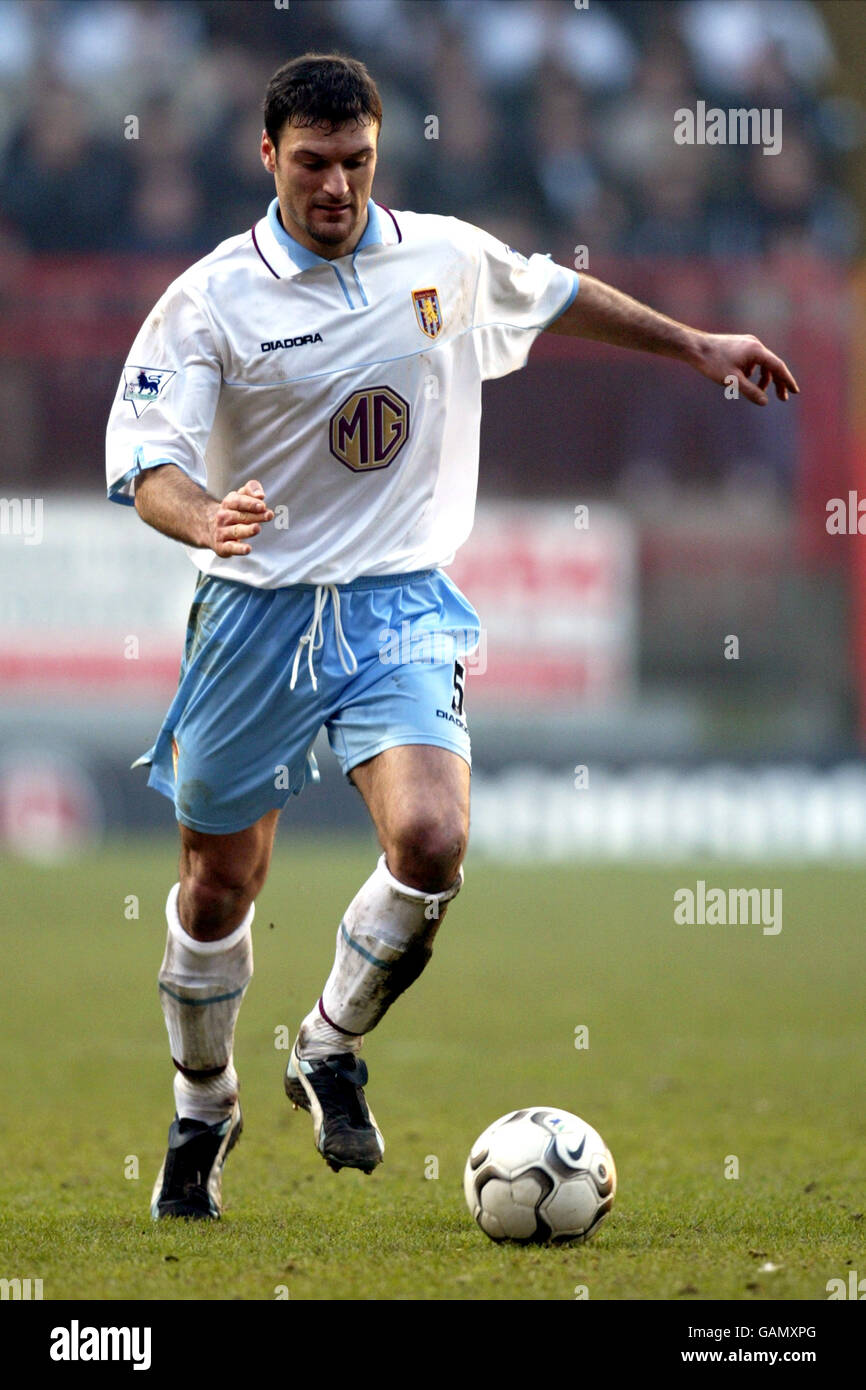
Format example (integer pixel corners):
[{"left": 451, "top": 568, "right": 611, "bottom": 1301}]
[{"left": 1, "top": 840, "right": 863, "bottom": 1301}]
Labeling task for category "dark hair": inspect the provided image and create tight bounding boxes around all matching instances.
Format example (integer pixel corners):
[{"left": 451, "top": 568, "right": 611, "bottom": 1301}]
[{"left": 263, "top": 53, "right": 382, "bottom": 145}]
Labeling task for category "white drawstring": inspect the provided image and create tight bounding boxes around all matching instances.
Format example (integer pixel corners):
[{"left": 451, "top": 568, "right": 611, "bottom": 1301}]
[{"left": 289, "top": 584, "right": 359, "bottom": 693}]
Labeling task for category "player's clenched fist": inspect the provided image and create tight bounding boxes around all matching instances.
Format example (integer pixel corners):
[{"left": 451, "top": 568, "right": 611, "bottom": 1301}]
[{"left": 209, "top": 479, "right": 275, "bottom": 557}]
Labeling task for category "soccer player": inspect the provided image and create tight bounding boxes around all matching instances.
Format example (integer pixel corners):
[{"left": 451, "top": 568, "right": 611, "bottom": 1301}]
[{"left": 105, "top": 53, "right": 798, "bottom": 1219}]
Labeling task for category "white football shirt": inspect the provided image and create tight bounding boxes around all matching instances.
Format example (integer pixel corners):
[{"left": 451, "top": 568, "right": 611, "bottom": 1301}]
[{"left": 106, "top": 199, "right": 579, "bottom": 586}]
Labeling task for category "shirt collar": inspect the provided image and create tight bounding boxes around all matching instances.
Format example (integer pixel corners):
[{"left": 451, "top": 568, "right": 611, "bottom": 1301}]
[{"left": 266, "top": 197, "right": 383, "bottom": 268}]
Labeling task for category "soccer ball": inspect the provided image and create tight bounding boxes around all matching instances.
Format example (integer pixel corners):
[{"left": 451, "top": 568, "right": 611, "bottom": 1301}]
[{"left": 463, "top": 1107, "right": 616, "bottom": 1244}]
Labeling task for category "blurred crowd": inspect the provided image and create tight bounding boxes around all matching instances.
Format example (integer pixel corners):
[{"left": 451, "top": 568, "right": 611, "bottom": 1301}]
[{"left": 0, "top": 0, "right": 860, "bottom": 263}]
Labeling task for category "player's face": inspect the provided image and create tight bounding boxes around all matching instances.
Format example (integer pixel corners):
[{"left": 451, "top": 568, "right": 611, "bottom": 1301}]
[{"left": 261, "top": 119, "right": 378, "bottom": 260}]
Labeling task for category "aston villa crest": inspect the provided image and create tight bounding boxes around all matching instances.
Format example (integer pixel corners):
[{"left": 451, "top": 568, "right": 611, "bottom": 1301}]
[{"left": 412, "top": 287, "right": 443, "bottom": 339}]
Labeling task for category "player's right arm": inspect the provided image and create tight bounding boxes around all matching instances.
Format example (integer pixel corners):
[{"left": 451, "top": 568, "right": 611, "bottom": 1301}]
[
  {"left": 105, "top": 280, "right": 273, "bottom": 553},
  {"left": 134, "top": 467, "right": 274, "bottom": 558}
]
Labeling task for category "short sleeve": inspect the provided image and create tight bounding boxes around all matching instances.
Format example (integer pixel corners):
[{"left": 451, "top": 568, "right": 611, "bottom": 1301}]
[
  {"left": 105, "top": 281, "right": 222, "bottom": 505},
  {"left": 467, "top": 224, "right": 580, "bottom": 380}
]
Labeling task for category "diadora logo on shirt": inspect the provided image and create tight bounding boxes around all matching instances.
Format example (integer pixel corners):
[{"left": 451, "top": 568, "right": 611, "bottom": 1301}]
[{"left": 261, "top": 333, "right": 324, "bottom": 351}]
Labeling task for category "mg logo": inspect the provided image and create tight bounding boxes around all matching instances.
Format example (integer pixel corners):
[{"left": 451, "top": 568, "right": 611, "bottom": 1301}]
[{"left": 329, "top": 386, "right": 409, "bottom": 472}]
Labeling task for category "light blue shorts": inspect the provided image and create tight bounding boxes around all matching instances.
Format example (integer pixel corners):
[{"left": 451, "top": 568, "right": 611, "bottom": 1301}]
[{"left": 136, "top": 568, "right": 480, "bottom": 834}]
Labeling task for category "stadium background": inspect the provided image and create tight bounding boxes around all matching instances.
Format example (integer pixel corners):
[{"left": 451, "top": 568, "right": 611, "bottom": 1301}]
[{"left": 2, "top": 0, "right": 866, "bottom": 862}]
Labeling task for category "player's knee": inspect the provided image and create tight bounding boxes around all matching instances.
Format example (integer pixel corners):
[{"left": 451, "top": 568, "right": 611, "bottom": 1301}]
[
  {"left": 388, "top": 813, "right": 467, "bottom": 892},
  {"left": 179, "top": 856, "right": 267, "bottom": 934}
]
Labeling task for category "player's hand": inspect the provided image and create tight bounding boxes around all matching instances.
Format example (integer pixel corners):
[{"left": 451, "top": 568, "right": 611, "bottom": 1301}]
[
  {"left": 693, "top": 332, "right": 800, "bottom": 406},
  {"left": 209, "top": 479, "right": 275, "bottom": 556}
]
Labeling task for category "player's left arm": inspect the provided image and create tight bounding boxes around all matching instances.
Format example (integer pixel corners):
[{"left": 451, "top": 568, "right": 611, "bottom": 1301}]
[{"left": 546, "top": 273, "right": 799, "bottom": 406}]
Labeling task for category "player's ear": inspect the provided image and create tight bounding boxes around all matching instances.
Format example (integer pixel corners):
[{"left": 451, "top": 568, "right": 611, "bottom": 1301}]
[{"left": 261, "top": 130, "right": 276, "bottom": 173}]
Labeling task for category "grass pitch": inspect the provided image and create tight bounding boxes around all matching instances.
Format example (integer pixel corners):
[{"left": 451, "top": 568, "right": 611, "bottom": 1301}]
[{"left": 1, "top": 839, "right": 863, "bottom": 1302}]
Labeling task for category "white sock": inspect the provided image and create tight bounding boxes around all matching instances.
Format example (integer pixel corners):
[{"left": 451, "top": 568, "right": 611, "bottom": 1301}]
[
  {"left": 173, "top": 1056, "right": 240, "bottom": 1126},
  {"left": 159, "top": 883, "right": 254, "bottom": 1123},
  {"left": 297, "top": 854, "right": 463, "bottom": 1059}
]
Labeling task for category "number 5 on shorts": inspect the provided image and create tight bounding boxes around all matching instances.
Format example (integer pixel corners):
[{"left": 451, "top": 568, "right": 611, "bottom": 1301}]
[{"left": 451, "top": 660, "right": 465, "bottom": 717}]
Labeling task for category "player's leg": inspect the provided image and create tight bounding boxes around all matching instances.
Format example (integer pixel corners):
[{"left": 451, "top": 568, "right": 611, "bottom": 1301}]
[
  {"left": 349, "top": 742, "right": 469, "bottom": 889},
  {"left": 286, "top": 745, "right": 468, "bottom": 1172},
  {"left": 178, "top": 809, "right": 281, "bottom": 938},
  {"left": 152, "top": 810, "right": 279, "bottom": 1219},
  {"left": 164, "top": 810, "right": 280, "bottom": 1110},
  {"left": 139, "top": 572, "right": 333, "bottom": 1214},
  {"left": 283, "top": 567, "right": 479, "bottom": 1171},
  {"left": 305, "top": 744, "right": 468, "bottom": 1047}
]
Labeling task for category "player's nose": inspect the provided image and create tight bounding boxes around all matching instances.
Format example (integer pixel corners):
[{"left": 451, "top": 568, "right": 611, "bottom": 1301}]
[{"left": 321, "top": 166, "right": 350, "bottom": 199}]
